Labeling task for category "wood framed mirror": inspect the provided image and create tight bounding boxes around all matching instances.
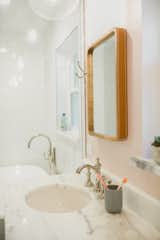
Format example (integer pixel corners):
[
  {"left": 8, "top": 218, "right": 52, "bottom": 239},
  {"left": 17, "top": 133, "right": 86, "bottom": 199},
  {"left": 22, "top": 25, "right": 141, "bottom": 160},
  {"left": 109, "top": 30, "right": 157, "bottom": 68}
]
[{"left": 87, "top": 28, "right": 127, "bottom": 141}]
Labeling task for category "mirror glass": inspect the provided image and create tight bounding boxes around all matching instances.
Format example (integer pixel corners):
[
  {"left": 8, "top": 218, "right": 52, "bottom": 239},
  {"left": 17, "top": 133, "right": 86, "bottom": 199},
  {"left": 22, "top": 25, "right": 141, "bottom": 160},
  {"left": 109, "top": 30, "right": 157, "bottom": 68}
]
[
  {"left": 87, "top": 28, "right": 127, "bottom": 140},
  {"left": 56, "top": 28, "right": 80, "bottom": 133},
  {"left": 54, "top": 2, "right": 86, "bottom": 171},
  {"left": 93, "top": 35, "right": 117, "bottom": 136}
]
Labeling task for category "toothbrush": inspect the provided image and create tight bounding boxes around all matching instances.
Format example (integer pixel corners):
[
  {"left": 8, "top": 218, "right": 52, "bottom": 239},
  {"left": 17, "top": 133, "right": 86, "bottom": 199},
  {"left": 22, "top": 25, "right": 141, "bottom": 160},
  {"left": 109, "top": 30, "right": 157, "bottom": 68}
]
[
  {"left": 96, "top": 174, "right": 109, "bottom": 190},
  {"left": 117, "top": 177, "right": 128, "bottom": 191}
]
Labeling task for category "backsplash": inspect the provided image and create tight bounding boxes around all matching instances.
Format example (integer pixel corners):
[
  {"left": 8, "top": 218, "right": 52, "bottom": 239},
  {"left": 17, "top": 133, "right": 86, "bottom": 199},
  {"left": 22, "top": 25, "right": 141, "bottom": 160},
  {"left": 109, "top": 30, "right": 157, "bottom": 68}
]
[{"left": 103, "top": 168, "right": 160, "bottom": 231}]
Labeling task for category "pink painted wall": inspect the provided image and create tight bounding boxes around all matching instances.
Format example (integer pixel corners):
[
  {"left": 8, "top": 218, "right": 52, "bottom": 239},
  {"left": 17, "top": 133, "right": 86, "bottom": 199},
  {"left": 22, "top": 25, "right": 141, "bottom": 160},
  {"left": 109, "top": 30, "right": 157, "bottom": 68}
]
[{"left": 85, "top": 0, "right": 160, "bottom": 199}]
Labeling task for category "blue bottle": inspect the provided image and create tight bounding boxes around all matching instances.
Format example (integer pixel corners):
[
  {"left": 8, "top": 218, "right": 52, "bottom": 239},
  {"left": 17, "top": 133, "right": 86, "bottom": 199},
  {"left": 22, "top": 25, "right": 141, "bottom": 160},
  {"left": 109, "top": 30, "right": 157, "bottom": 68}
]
[{"left": 61, "top": 113, "right": 68, "bottom": 131}]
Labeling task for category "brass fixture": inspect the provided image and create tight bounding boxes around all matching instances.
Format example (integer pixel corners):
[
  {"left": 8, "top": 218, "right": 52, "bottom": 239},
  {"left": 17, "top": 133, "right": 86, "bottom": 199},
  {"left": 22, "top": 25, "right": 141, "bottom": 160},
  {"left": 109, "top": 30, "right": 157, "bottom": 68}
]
[
  {"left": 75, "top": 60, "right": 87, "bottom": 79},
  {"left": 76, "top": 158, "right": 102, "bottom": 190},
  {"left": 76, "top": 158, "right": 111, "bottom": 199},
  {"left": 28, "top": 134, "right": 58, "bottom": 174}
]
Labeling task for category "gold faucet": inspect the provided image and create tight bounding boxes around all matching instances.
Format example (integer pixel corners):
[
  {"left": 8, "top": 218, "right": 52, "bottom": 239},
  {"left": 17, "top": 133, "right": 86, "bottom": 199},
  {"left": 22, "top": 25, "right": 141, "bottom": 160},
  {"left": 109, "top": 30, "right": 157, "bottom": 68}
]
[
  {"left": 76, "top": 158, "right": 102, "bottom": 189},
  {"left": 28, "top": 134, "right": 58, "bottom": 174}
]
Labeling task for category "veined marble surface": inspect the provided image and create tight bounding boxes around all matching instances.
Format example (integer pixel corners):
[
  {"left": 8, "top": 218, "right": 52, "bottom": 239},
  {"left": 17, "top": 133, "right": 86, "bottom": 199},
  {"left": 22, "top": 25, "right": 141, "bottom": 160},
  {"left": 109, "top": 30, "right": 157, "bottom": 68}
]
[
  {"left": 131, "top": 156, "right": 160, "bottom": 176},
  {"left": 0, "top": 165, "right": 159, "bottom": 240}
]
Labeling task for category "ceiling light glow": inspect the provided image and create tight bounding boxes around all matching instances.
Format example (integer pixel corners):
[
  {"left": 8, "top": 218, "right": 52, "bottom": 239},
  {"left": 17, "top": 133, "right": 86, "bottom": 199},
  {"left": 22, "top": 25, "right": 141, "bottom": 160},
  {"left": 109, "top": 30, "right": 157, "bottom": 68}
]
[
  {"left": 45, "top": 0, "right": 58, "bottom": 6},
  {"left": 0, "top": 47, "right": 8, "bottom": 53},
  {"left": 26, "top": 29, "right": 37, "bottom": 43},
  {"left": 0, "top": 0, "right": 10, "bottom": 6},
  {"left": 17, "top": 56, "right": 24, "bottom": 71}
]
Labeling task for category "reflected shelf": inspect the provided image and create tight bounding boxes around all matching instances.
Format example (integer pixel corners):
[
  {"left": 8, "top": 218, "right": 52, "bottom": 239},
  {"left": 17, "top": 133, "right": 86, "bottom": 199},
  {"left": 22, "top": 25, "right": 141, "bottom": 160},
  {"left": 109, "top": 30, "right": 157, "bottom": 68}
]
[{"left": 56, "top": 129, "right": 80, "bottom": 144}]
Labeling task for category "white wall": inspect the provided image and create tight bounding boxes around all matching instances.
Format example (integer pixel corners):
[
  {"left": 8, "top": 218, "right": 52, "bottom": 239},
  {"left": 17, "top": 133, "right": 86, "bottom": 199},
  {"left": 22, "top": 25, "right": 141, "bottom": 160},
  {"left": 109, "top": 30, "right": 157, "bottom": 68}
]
[
  {"left": 44, "top": 26, "right": 57, "bottom": 140},
  {"left": 0, "top": 0, "right": 84, "bottom": 174},
  {"left": 86, "top": 0, "right": 126, "bottom": 45},
  {"left": 0, "top": 29, "right": 51, "bottom": 169},
  {"left": 142, "top": 0, "right": 160, "bottom": 157},
  {"left": 0, "top": 0, "right": 58, "bottom": 171}
]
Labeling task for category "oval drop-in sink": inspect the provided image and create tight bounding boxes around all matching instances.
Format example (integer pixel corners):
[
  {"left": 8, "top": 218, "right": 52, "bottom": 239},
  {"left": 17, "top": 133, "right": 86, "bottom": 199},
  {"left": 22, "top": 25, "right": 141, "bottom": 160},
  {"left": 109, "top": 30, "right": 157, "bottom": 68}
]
[{"left": 25, "top": 184, "right": 91, "bottom": 213}]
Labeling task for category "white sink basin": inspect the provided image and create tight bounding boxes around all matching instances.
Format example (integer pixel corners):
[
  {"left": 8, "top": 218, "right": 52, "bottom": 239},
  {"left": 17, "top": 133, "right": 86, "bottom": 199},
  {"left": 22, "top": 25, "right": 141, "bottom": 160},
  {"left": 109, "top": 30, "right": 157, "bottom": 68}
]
[{"left": 25, "top": 184, "right": 91, "bottom": 213}]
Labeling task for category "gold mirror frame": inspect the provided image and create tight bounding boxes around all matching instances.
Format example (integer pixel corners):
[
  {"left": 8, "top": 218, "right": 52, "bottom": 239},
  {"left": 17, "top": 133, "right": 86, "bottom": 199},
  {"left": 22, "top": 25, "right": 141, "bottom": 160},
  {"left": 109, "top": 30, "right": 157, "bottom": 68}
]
[{"left": 87, "top": 28, "right": 128, "bottom": 141}]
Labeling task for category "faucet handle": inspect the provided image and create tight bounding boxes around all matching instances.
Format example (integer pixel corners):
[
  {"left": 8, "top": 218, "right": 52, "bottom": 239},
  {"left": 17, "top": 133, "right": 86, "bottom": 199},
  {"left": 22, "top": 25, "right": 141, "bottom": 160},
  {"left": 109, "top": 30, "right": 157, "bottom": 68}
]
[
  {"left": 95, "top": 158, "right": 102, "bottom": 173},
  {"left": 52, "top": 147, "right": 56, "bottom": 165},
  {"left": 85, "top": 168, "right": 94, "bottom": 188}
]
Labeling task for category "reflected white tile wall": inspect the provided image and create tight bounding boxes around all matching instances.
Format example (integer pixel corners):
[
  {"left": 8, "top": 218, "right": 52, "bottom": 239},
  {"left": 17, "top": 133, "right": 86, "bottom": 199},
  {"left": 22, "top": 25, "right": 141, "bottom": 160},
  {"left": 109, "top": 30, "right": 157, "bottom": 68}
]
[
  {"left": 44, "top": 9, "right": 83, "bottom": 174},
  {"left": 0, "top": 0, "right": 52, "bottom": 169},
  {"left": 0, "top": 0, "right": 83, "bottom": 172}
]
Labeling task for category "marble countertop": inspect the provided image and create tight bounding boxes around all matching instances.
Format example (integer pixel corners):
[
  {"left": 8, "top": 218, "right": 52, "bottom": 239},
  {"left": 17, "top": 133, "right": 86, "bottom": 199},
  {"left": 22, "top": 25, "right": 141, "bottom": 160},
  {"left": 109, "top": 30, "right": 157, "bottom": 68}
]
[
  {"left": 0, "top": 165, "right": 159, "bottom": 240},
  {"left": 131, "top": 156, "right": 160, "bottom": 176}
]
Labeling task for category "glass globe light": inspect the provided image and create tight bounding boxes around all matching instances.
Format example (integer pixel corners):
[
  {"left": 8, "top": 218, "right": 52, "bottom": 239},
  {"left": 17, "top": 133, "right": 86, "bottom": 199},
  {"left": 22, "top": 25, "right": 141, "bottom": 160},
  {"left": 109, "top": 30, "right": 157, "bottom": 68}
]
[{"left": 29, "top": 0, "right": 80, "bottom": 21}]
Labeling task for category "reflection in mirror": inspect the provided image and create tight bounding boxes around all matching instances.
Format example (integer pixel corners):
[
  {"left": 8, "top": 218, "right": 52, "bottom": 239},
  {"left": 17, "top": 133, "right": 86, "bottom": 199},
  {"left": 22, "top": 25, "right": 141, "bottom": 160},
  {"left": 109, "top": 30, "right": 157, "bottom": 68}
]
[
  {"left": 93, "top": 35, "right": 116, "bottom": 136},
  {"left": 56, "top": 28, "right": 80, "bottom": 133},
  {"left": 54, "top": 1, "right": 86, "bottom": 170},
  {"left": 87, "top": 28, "right": 127, "bottom": 141}
]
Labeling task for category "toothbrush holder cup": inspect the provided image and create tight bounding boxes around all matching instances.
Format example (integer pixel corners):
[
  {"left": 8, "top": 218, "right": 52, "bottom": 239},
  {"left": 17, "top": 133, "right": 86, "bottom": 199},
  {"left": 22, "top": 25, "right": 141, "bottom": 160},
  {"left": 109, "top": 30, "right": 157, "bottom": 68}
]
[{"left": 104, "top": 185, "right": 122, "bottom": 214}]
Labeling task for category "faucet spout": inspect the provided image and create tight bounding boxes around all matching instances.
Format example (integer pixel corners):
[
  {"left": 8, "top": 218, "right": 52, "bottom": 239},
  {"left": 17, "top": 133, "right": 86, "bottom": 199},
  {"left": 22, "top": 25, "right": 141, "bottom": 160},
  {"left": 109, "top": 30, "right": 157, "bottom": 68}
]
[
  {"left": 76, "top": 158, "right": 101, "bottom": 175},
  {"left": 27, "top": 133, "right": 58, "bottom": 175},
  {"left": 28, "top": 134, "right": 52, "bottom": 155},
  {"left": 75, "top": 158, "right": 102, "bottom": 189},
  {"left": 76, "top": 164, "right": 98, "bottom": 174}
]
